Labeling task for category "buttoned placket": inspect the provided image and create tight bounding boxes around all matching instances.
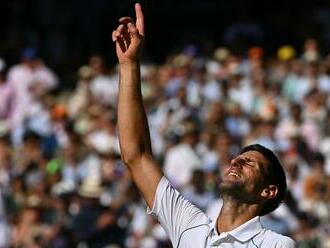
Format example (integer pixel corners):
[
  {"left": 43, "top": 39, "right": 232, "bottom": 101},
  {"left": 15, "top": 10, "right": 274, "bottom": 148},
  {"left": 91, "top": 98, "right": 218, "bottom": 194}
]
[{"left": 207, "top": 219, "right": 232, "bottom": 246}]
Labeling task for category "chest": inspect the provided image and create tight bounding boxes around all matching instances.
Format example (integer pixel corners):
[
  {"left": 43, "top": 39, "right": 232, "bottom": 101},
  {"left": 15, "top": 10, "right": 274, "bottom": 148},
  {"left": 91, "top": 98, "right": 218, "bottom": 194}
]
[
  {"left": 176, "top": 225, "right": 209, "bottom": 248},
  {"left": 177, "top": 227, "right": 262, "bottom": 248}
]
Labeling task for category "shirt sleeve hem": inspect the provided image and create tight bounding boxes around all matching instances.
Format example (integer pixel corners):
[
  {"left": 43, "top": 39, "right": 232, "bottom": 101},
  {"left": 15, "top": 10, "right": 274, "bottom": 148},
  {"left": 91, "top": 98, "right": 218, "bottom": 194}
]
[{"left": 146, "top": 176, "right": 168, "bottom": 215}]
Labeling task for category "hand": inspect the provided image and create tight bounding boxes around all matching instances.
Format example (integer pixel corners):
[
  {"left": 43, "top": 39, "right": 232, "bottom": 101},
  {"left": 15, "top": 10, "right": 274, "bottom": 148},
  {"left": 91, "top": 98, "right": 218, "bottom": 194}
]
[{"left": 112, "top": 3, "right": 145, "bottom": 65}]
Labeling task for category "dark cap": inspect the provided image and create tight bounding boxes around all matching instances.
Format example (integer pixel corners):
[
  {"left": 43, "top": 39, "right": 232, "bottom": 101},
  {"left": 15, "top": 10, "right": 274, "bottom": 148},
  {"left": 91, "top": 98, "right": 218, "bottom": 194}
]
[{"left": 21, "top": 47, "right": 39, "bottom": 60}]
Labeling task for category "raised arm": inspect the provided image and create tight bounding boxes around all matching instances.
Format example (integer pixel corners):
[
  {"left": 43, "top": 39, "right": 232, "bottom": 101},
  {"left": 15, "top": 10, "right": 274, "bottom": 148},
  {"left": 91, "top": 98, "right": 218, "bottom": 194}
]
[{"left": 113, "top": 3, "right": 162, "bottom": 208}]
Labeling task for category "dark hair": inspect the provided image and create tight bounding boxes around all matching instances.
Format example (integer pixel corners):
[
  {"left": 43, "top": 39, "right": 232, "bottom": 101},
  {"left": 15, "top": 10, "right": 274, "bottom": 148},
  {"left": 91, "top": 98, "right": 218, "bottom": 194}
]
[{"left": 240, "top": 144, "right": 287, "bottom": 216}]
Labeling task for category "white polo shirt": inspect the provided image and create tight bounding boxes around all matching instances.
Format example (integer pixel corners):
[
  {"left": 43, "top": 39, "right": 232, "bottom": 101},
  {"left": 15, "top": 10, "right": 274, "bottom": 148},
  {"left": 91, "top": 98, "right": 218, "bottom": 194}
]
[{"left": 148, "top": 177, "right": 296, "bottom": 248}]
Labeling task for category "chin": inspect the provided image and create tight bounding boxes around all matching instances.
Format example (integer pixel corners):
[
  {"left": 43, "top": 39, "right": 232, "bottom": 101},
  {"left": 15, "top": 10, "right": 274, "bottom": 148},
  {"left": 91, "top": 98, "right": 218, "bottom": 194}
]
[
  {"left": 220, "top": 179, "right": 240, "bottom": 187},
  {"left": 219, "top": 180, "right": 246, "bottom": 196}
]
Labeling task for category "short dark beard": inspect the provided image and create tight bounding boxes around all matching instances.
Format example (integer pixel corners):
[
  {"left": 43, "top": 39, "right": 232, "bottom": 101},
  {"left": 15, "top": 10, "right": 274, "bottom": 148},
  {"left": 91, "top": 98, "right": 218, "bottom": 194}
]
[
  {"left": 219, "top": 181, "right": 260, "bottom": 204},
  {"left": 219, "top": 181, "right": 245, "bottom": 199}
]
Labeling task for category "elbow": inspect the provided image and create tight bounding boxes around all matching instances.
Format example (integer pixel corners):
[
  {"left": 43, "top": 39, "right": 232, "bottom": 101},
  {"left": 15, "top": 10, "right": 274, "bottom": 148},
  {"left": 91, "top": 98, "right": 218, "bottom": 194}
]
[
  {"left": 121, "top": 152, "right": 142, "bottom": 167},
  {"left": 121, "top": 153, "right": 139, "bottom": 166},
  {"left": 121, "top": 150, "right": 150, "bottom": 167}
]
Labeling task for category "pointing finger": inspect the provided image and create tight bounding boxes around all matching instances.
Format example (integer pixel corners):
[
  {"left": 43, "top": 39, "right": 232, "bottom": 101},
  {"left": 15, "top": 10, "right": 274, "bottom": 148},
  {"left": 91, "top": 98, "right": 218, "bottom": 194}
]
[{"left": 135, "top": 3, "right": 145, "bottom": 36}]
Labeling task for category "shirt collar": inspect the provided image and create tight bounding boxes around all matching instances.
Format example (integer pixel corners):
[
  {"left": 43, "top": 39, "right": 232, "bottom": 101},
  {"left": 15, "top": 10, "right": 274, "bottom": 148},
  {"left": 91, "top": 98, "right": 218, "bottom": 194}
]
[{"left": 209, "top": 216, "right": 263, "bottom": 243}]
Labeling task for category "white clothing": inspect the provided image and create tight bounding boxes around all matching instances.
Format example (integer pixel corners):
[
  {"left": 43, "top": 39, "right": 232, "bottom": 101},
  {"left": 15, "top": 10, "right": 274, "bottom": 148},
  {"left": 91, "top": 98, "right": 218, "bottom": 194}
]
[
  {"left": 7, "top": 63, "right": 58, "bottom": 133},
  {"left": 164, "top": 144, "right": 202, "bottom": 188},
  {"left": 148, "top": 177, "right": 296, "bottom": 248},
  {"left": 90, "top": 74, "right": 118, "bottom": 106},
  {"left": 228, "top": 78, "right": 254, "bottom": 114}
]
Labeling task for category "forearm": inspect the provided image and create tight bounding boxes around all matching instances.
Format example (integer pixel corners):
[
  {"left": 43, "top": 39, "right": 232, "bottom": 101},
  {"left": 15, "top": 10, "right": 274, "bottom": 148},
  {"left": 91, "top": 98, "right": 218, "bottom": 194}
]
[
  {"left": 118, "top": 61, "right": 152, "bottom": 165},
  {"left": 118, "top": 61, "right": 162, "bottom": 208},
  {"left": 115, "top": 3, "right": 162, "bottom": 208}
]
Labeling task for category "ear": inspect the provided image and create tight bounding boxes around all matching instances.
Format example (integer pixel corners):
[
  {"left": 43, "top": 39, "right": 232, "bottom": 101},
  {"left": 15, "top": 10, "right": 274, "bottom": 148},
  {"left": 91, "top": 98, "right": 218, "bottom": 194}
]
[{"left": 261, "top": 185, "right": 278, "bottom": 200}]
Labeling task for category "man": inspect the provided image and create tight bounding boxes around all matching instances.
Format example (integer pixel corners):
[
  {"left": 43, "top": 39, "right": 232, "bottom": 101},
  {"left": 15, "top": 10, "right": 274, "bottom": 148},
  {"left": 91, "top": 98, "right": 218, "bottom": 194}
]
[
  {"left": 113, "top": 4, "right": 296, "bottom": 247},
  {"left": 7, "top": 47, "right": 58, "bottom": 145}
]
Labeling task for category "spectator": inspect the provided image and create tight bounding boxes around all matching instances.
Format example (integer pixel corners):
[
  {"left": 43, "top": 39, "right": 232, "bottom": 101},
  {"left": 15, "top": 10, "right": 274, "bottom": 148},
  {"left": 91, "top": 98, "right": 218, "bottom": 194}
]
[
  {"left": 7, "top": 47, "right": 58, "bottom": 145},
  {"left": 164, "top": 120, "right": 202, "bottom": 188}
]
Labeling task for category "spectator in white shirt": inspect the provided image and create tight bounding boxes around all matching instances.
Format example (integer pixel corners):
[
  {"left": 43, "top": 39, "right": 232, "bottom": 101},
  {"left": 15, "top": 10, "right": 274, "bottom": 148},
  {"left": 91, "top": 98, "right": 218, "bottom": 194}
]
[
  {"left": 7, "top": 47, "right": 58, "bottom": 144},
  {"left": 164, "top": 120, "right": 202, "bottom": 188}
]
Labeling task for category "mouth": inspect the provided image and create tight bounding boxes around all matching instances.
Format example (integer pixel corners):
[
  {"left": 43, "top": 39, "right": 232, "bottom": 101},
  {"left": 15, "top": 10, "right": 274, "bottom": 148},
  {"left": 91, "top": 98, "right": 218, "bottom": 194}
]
[
  {"left": 226, "top": 169, "right": 241, "bottom": 179},
  {"left": 228, "top": 171, "right": 240, "bottom": 177}
]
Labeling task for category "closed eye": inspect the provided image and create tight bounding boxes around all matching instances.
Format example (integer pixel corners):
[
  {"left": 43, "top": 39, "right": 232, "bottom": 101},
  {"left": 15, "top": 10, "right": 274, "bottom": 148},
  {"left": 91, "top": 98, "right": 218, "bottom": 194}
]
[
  {"left": 241, "top": 158, "right": 257, "bottom": 167},
  {"left": 246, "top": 161, "right": 255, "bottom": 167}
]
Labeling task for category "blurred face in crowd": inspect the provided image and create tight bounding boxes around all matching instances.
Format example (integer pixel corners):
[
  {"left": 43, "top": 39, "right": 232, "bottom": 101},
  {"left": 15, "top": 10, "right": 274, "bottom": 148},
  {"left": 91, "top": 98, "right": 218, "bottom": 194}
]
[
  {"left": 291, "top": 104, "right": 302, "bottom": 122},
  {"left": 195, "top": 67, "right": 207, "bottom": 84},
  {"left": 291, "top": 60, "right": 304, "bottom": 75},
  {"left": 219, "top": 150, "right": 270, "bottom": 203},
  {"left": 215, "top": 132, "right": 231, "bottom": 152},
  {"left": 89, "top": 55, "right": 106, "bottom": 75},
  {"left": 101, "top": 155, "right": 117, "bottom": 182},
  {"left": 207, "top": 102, "right": 225, "bottom": 125},
  {"left": 176, "top": 86, "right": 187, "bottom": 104},
  {"left": 0, "top": 139, "right": 10, "bottom": 167},
  {"left": 63, "top": 142, "right": 78, "bottom": 164},
  {"left": 175, "top": 65, "right": 190, "bottom": 79},
  {"left": 157, "top": 65, "right": 171, "bottom": 87},
  {"left": 182, "top": 131, "right": 199, "bottom": 147},
  {"left": 304, "top": 39, "right": 318, "bottom": 52},
  {"left": 21, "top": 207, "right": 40, "bottom": 224},
  {"left": 259, "top": 121, "right": 276, "bottom": 138},
  {"left": 22, "top": 58, "right": 41, "bottom": 70}
]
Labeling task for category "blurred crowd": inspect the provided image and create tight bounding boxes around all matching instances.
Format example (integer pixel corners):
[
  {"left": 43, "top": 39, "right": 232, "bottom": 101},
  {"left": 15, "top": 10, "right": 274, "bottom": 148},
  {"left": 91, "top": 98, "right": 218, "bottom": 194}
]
[{"left": 0, "top": 38, "right": 330, "bottom": 248}]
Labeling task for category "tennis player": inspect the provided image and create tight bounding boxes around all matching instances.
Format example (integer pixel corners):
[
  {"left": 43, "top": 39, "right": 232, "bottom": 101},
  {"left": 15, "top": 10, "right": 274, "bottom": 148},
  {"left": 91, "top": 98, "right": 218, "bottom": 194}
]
[{"left": 113, "top": 4, "right": 296, "bottom": 247}]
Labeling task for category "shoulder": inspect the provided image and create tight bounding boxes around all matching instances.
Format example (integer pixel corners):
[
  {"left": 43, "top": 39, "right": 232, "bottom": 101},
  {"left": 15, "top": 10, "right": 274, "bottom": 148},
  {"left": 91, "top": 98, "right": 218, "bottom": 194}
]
[
  {"left": 262, "top": 229, "right": 296, "bottom": 247},
  {"left": 150, "top": 176, "right": 210, "bottom": 222},
  {"left": 148, "top": 176, "right": 211, "bottom": 246}
]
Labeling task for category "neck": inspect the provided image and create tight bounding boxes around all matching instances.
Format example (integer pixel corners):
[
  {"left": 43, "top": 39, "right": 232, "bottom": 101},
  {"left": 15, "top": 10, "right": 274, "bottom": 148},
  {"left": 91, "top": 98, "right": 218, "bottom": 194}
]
[{"left": 216, "top": 196, "right": 260, "bottom": 233}]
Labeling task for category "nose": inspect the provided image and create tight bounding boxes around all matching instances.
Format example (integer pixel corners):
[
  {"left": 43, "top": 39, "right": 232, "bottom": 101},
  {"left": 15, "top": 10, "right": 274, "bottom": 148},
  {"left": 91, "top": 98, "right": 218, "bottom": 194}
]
[{"left": 230, "top": 157, "right": 243, "bottom": 169}]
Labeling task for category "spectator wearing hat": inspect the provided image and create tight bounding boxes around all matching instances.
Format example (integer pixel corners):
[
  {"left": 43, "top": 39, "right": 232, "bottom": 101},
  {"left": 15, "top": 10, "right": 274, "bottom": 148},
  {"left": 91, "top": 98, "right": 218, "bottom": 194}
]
[
  {"left": 70, "top": 176, "right": 126, "bottom": 247},
  {"left": 7, "top": 47, "right": 58, "bottom": 145}
]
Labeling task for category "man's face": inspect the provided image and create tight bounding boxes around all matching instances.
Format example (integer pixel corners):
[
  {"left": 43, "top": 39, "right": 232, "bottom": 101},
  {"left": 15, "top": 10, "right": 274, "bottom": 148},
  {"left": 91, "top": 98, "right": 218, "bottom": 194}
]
[{"left": 219, "top": 150, "right": 269, "bottom": 202}]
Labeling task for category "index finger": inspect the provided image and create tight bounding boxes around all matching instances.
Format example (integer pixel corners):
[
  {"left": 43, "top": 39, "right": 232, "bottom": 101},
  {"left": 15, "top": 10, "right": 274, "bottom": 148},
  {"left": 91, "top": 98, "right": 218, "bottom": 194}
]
[{"left": 135, "top": 3, "right": 145, "bottom": 36}]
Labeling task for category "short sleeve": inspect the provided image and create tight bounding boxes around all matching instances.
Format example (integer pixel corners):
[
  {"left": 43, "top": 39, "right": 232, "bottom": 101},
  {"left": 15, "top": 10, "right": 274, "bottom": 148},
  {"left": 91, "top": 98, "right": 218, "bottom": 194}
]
[{"left": 148, "top": 176, "right": 210, "bottom": 247}]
